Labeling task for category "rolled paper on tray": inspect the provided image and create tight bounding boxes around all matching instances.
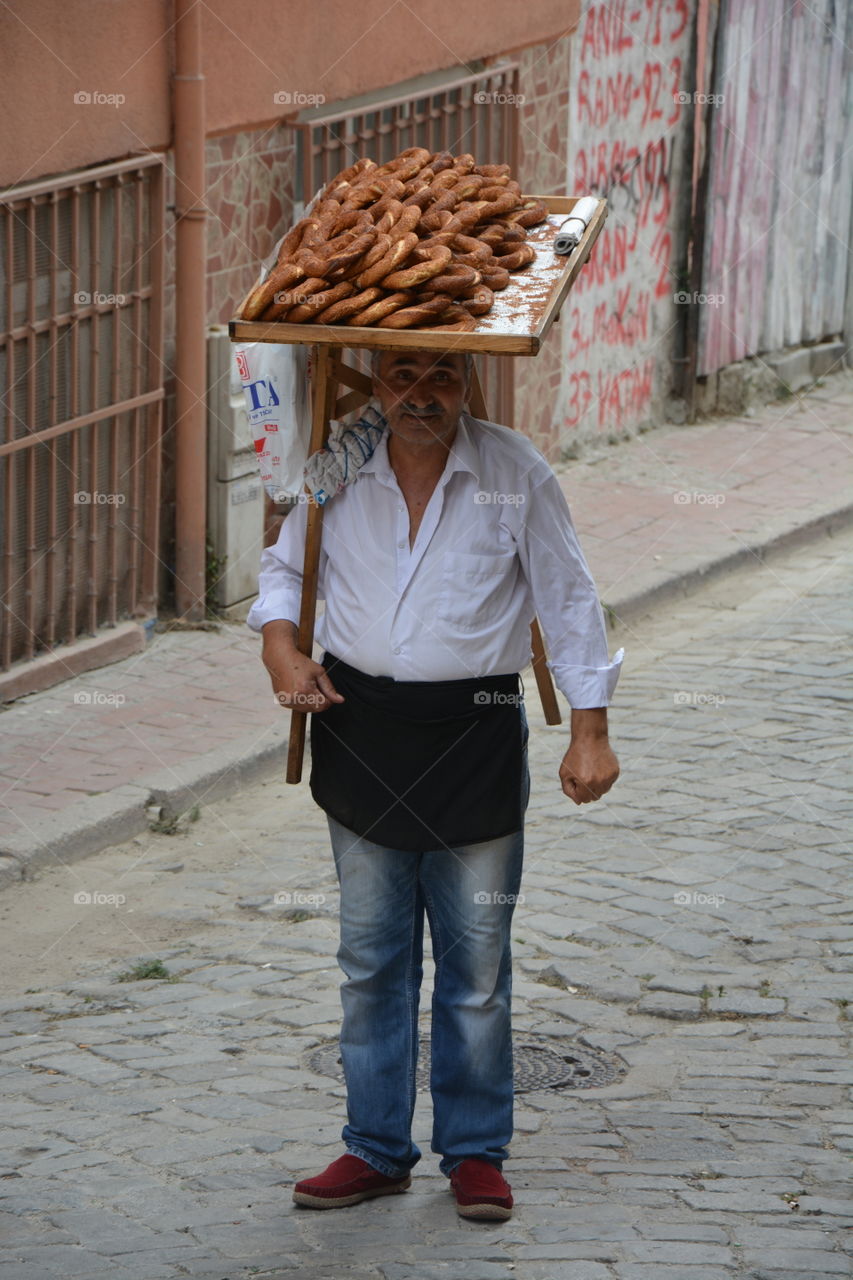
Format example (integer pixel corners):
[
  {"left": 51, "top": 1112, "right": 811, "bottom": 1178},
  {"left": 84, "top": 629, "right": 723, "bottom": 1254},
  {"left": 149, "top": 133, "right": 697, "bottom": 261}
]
[{"left": 553, "top": 196, "right": 601, "bottom": 255}]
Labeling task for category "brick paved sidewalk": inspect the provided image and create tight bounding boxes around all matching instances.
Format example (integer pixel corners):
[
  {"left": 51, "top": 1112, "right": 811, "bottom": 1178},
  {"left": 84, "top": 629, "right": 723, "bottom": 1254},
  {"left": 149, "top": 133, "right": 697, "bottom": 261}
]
[
  {"left": 1, "top": 372, "right": 851, "bottom": 875},
  {"left": 562, "top": 371, "right": 853, "bottom": 616}
]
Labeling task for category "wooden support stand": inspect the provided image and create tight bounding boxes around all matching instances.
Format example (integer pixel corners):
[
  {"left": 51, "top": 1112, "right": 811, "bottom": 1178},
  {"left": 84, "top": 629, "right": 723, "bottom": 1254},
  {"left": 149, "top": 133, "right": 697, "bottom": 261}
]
[{"left": 285, "top": 350, "right": 562, "bottom": 785}]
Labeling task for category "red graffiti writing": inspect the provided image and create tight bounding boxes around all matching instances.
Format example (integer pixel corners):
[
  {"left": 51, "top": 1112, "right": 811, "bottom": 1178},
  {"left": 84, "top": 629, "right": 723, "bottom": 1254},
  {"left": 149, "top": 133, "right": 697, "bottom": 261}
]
[
  {"left": 579, "top": 0, "right": 688, "bottom": 62},
  {"left": 565, "top": 371, "right": 593, "bottom": 429},
  {"left": 567, "top": 287, "right": 651, "bottom": 360},
  {"left": 575, "top": 134, "right": 675, "bottom": 226},
  {"left": 575, "top": 225, "right": 631, "bottom": 289},
  {"left": 577, "top": 58, "right": 681, "bottom": 129},
  {"left": 568, "top": 1, "right": 688, "bottom": 434},
  {"left": 563, "top": 358, "right": 655, "bottom": 430},
  {"left": 574, "top": 135, "right": 675, "bottom": 300},
  {"left": 596, "top": 359, "right": 656, "bottom": 429},
  {"left": 580, "top": 4, "right": 634, "bottom": 62}
]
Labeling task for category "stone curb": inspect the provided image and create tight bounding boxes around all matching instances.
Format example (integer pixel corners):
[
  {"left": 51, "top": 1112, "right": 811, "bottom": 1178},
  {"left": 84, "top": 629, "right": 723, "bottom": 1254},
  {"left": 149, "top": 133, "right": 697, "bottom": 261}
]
[
  {"left": 605, "top": 501, "right": 853, "bottom": 630},
  {"left": 0, "top": 723, "right": 289, "bottom": 891},
  {"left": 0, "top": 784, "right": 153, "bottom": 890}
]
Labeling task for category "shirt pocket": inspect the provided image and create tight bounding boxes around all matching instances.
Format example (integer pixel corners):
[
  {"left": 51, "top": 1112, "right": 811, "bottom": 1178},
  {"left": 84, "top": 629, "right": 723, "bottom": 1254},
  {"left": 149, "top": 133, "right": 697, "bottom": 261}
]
[{"left": 436, "top": 550, "right": 518, "bottom": 633}]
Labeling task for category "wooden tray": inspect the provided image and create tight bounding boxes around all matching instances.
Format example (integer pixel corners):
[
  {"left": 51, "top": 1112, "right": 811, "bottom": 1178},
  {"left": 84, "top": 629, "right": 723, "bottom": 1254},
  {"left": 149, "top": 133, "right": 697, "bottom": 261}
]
[{"left": 228, "top": 195, "right": 606, "bottom": 357}]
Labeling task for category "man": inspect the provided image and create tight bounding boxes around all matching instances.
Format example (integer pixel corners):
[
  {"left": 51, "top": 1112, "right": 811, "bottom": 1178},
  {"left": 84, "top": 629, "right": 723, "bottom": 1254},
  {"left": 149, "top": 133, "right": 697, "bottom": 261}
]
[{"left": 248, "top": 348, "right": 622, "bottom": 1220}]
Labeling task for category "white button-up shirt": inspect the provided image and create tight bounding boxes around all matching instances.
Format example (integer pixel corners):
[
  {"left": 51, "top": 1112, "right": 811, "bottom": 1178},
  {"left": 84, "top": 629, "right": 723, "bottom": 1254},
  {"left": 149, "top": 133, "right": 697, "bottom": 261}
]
[{"left": 247, "top": 412, "right": 623, "bottom": 708}]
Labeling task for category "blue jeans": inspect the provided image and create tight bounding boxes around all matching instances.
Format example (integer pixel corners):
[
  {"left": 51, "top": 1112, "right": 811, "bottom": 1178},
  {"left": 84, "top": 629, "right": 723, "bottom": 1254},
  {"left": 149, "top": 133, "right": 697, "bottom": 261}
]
[{"left": 326, "top": 711, "right": 530, "bottom": 1180}]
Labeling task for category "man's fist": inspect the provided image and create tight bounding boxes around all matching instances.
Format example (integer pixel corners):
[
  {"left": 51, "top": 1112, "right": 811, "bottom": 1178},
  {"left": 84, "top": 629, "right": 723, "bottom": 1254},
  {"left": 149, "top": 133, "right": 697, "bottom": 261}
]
[
  {"left": 559, "top": 738, "right": 620, "bottom": 805},
  {"left": 262, "top": 620, "right": 344, "bottom": 714},
  {"left": 559, "top": 706, "right": 620, "bottom": 805}
]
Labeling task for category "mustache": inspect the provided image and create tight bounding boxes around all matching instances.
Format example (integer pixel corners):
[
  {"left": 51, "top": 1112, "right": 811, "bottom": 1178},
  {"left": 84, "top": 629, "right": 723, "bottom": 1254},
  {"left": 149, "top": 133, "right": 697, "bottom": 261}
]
[{"left": 398, "top": 403, "right": 442, "bottom": 418}]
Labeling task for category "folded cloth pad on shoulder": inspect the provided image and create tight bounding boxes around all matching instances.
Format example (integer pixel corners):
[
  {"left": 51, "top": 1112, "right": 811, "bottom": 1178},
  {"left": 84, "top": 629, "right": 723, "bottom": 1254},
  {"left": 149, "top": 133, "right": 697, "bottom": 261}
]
[{"left": 303, "top": 401, "right": 387, "bottom": 505}]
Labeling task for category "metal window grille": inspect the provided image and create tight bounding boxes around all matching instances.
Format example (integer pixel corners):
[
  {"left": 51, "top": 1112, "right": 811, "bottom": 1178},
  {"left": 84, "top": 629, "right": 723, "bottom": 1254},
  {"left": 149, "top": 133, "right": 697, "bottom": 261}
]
[
  {"left": 0, "top": 155, "right": 165, "bottom": 672},
  {"left": 294, "top": 64, "right": 520, "bottom": 427}
]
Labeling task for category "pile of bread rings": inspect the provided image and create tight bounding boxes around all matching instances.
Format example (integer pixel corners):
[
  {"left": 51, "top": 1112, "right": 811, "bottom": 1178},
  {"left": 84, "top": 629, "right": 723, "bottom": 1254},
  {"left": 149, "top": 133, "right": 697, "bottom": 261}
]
[{"left": 238, "top": 147, "right": 549, "bottom": 332}]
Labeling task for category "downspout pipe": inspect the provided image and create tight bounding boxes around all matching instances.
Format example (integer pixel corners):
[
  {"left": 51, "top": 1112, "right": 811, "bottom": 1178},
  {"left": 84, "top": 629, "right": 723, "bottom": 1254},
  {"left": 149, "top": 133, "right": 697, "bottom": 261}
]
[
  {"left": 173, "top": 0, "right": 207, "bottom": 619},
  {"left": 685, "top": 0, "right": 716, "bottom": 418}
]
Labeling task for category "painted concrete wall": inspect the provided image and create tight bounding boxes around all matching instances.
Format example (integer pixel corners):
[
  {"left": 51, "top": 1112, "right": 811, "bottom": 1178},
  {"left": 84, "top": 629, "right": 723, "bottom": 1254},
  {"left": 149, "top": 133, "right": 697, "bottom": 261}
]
[
  {"left": 513, "top": 3, "right": 696, "bottom": 461},
  {"left": 558, "top": 0, "right": 694, "bottom": 451}
]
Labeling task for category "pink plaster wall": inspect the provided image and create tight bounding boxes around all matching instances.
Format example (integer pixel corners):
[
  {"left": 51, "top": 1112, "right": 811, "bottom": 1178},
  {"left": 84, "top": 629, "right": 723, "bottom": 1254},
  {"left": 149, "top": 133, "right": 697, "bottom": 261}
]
[
  {"left": 0, "top": 0, "right": 171, "bottom": 190},
  {"left": 0, "top": 0, "right": 579, "bottom": 188}
]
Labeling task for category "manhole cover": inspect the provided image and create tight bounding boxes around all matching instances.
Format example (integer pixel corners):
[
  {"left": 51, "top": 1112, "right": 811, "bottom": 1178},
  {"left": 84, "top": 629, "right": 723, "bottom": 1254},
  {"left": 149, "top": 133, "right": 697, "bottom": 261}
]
[{"left": 306, "top": 1033, "right": 625, "bottom": 1093}]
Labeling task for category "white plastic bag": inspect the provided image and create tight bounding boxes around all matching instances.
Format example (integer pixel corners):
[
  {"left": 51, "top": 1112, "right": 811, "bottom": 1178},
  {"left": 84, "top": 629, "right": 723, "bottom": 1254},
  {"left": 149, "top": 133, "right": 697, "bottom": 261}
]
[
  {"left": 234, "top": 341, "right": 312, "bottom": 500},
  {"left": 303, "top": 400, "right": 387, "bottom": 504}
]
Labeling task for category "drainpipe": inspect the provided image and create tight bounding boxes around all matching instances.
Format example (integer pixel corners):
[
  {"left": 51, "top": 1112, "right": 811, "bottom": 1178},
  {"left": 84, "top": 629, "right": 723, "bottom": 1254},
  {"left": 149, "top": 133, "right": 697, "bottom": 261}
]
[
  {"left": 684, "top": 0, "right": 716, "bottom": 418},
  {"left": 173, "top": 0, "right": 207, "bottom": 619}
]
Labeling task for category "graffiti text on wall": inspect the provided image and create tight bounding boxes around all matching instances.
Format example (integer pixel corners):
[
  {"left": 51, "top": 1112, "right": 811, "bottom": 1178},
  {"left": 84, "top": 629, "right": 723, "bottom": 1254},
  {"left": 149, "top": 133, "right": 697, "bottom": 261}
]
[{"left": 565, "top": 0, "right": 690, "bottom": 433}]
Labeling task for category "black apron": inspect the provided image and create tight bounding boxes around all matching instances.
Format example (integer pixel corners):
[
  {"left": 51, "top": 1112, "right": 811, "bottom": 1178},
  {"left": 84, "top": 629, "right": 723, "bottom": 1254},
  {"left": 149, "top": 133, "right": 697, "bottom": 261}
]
[{"left": 309, "top": 652, "right": 526, "bottom": 852}]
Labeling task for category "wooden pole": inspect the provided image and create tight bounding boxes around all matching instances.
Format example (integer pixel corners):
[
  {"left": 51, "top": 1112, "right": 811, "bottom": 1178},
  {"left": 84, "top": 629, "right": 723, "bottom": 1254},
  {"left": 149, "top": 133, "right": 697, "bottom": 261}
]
[
  {"left": 530, "top": 617, "right": 562, "bottom": 725},
  {"left": 286, "top": 346, "right": 340, "bottom": 783},
  {"left": 173, "top": 0, "right": 207, "bottom": 620}
]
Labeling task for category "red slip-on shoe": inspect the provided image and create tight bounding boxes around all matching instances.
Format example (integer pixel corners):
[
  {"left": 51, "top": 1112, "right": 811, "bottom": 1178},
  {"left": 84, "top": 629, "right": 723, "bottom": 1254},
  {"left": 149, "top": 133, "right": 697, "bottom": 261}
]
[
  {"left": 292, "top": 1153, "right": 412, "bottom": 1209},
  {"left": 449, "top": 1158, "right": 513, "bottom": 1220}
]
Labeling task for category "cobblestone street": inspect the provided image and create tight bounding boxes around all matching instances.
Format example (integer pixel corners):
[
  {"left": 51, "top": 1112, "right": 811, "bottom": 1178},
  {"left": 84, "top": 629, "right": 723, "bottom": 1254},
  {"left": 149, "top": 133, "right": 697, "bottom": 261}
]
[{"left": 1, "top": 531, "right": 851, "bottom": 1280}]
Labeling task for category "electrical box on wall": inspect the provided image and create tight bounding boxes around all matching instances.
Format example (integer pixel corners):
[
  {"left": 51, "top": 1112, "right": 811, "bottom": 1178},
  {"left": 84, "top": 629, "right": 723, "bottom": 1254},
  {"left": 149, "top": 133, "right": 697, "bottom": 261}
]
[{"left": 207, "top": 326, "right": 264, "bottom": 614}]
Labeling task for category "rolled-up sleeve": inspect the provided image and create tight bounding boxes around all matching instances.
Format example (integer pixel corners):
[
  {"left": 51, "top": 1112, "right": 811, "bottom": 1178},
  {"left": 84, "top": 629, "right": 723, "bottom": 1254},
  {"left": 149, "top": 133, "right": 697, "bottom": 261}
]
[
  {"left": 516, "top": 471, "right": 623, "bottom": 708},
  {"left": 246, "top": 499, "right": 318, "bottom": 633}
]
